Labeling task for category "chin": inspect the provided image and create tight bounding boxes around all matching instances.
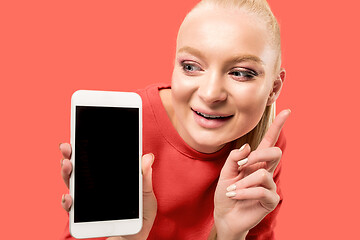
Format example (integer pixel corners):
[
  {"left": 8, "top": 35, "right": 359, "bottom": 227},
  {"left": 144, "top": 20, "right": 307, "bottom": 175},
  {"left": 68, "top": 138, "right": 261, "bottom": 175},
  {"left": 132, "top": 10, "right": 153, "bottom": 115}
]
[{"left": 189, "top": 131, "right": 234, "bottom": 153}]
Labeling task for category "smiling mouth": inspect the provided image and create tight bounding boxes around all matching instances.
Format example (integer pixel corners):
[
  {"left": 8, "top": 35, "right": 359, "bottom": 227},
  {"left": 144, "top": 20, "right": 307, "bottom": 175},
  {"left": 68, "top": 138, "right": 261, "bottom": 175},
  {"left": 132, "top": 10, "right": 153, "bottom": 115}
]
[{"left": 193, "top": 110, "right": 233, "bottom": 120}]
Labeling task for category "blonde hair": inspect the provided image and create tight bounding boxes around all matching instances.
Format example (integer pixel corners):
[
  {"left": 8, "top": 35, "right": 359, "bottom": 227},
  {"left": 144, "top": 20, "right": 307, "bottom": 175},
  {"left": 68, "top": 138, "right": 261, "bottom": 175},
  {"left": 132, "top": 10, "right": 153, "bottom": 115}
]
[{"left": 189, "top": 0, "right": 281, "bottom": 150}]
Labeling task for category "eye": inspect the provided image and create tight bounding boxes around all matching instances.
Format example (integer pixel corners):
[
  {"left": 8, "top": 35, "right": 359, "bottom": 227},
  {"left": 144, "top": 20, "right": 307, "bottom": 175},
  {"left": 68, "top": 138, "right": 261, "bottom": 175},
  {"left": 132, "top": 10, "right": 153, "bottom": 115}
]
[
  {"left": 181, "top": 61, "right": 202, "bottom": 73},
  {"left": 229, "top": 68, "right": 258, "bottom": 81}
]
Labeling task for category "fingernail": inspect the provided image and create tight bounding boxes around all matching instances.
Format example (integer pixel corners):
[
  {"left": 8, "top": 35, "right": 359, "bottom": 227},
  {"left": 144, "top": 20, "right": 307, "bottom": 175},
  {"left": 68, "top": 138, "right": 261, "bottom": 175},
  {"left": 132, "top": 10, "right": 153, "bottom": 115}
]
[
  {"left": 61, "top": 194, "right": 65, "bottom": 203},
  {"left": 287, "top": 109, "right": 291, "bottom": 114},
  {"left": 239, "top": 143, "right": 247, "bottom": 152},
  {"left": 237, "top": 158, "right": 248, "bottom": 166},
  {"left": 59, "top": 143, "right": 63, "bottom": 150},
  {"left": 226, "top": 191, "right": 236, "bottom": 197},
  {"left": 226, "top": 184, "right": 236, "bottom": 192}
]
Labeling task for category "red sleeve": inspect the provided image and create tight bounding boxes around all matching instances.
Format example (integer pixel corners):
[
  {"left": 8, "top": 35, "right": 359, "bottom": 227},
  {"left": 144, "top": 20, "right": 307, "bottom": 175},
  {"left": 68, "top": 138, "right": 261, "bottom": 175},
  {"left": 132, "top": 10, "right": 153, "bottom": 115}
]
[{"left": 246, "top": 130, "right": 286, "bottom": 240}]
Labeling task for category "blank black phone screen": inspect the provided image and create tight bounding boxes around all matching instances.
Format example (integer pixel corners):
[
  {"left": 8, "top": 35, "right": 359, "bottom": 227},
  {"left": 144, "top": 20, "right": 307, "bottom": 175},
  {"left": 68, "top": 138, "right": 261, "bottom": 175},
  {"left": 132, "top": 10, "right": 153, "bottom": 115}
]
[{"left": 74, "top": 106, "right": 139, "bottom": 223}]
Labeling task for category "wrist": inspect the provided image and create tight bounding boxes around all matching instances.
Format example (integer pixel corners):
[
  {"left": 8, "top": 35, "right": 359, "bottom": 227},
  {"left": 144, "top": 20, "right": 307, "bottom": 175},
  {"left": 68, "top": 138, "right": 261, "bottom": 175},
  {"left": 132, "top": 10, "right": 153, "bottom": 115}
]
[
  {"left": 216, "top": 231, "right": 248, "bottom": 240},
  {"left": 214, "top": 216, "right": 248, "bottom": 240}
]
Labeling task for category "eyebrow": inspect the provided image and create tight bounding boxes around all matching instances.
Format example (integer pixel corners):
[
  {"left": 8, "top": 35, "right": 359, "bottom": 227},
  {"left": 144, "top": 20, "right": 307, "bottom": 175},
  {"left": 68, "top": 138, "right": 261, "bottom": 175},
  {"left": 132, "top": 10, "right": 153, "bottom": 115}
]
[
  {"left": 226, "top": 55, "right": 264, "bottom": 66},
  {"left": 177, "top": 46, "right": 206, "bottom": 59},
  {"left": 177, "top": 46, "right": 264, "bottom": 66}
]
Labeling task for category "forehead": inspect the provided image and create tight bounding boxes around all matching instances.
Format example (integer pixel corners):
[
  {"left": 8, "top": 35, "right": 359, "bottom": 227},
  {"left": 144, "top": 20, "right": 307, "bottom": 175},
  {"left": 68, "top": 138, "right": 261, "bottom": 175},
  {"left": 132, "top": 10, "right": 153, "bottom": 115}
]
[{"left": 177, "top": 7, "right": 275, "bottom": 65}]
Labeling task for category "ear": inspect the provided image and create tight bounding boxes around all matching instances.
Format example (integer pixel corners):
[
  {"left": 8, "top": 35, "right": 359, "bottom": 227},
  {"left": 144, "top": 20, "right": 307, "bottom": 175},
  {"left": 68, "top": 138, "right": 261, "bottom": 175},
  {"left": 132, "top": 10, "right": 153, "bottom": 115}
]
[{"left": 267, "top": 68, "right": 285, "bottom": 106}]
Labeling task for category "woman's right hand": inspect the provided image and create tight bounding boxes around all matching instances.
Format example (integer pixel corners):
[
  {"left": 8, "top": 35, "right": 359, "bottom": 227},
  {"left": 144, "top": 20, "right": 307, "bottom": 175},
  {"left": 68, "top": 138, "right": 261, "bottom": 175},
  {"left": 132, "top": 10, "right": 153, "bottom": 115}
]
[{"left": 59, "top": 143, "right": 157, "bottom": 240}]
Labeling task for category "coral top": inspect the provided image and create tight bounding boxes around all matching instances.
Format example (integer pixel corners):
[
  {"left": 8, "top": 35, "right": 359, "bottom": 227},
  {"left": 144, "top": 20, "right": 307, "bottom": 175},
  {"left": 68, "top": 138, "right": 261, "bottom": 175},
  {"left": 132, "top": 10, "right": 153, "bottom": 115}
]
[{"left": 61, "top": 83, "right": 286, "bottom": 240}]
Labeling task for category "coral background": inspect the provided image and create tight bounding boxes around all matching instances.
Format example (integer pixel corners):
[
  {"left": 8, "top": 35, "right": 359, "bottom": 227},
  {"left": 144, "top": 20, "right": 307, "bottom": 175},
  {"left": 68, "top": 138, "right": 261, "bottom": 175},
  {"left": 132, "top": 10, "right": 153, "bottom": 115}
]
[{"left": 1, "top": 0, "right": 359, "bottom": 239}]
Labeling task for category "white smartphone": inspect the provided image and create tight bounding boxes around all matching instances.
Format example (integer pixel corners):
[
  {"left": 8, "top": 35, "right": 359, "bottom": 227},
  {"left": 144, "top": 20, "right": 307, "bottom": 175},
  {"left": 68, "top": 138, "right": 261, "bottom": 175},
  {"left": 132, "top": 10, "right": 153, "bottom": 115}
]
[{"left": 69, "top": 90, "right": 142, "bottom": 239}]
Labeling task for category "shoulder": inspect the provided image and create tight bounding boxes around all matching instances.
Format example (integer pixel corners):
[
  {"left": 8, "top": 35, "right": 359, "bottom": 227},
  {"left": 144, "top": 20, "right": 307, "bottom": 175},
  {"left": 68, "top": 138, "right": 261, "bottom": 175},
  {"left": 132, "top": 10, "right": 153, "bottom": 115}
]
[
  {"left": 134, "top": 83, "right": 171, "bottom": 116},
  {"left": 135, "top": 83, "right": 171, "bottom": 98}
]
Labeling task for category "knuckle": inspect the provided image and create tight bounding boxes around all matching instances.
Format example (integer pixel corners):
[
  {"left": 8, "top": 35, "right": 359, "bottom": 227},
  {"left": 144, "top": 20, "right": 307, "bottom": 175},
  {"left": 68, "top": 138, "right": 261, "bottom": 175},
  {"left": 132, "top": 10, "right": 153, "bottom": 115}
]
[
  {"left": 61, "top": 159, "right": 66, "bottom": 170},
  {"left": 274, "top": 193, "right": 280, "bottom": 204},
  {"left": 258, "top": 168, "right": 269, "bottom": 181},
  {"left": 273, "top": 182, "right": 277, "bottom": 192},
  {"left": 274, "top": 147, "right": 282, "bottom": 157},
  {"left": 259, "top": 188, "right": 267, "bottom": 198}
]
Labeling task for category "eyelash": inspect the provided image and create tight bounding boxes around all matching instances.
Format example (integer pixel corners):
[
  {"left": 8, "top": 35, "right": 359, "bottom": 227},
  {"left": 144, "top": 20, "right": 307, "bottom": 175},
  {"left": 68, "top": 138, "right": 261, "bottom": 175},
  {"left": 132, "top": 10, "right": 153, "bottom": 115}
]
[
  {"left": 180, "top": 61, "right": 258, "bottom": 81},
  {"left": 229, "top": 69, "right": 258, "bottom": 80},
  {"left": 181, "top": 62, "right": 202, "bottom": 73}
]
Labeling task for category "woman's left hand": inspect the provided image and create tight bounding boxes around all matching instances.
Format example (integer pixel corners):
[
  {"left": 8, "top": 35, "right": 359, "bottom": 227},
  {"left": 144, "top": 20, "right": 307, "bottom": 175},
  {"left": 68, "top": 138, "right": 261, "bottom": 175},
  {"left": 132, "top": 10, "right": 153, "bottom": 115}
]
[{"left": 213, "top": 110, "right": 290, "bottom": 240}]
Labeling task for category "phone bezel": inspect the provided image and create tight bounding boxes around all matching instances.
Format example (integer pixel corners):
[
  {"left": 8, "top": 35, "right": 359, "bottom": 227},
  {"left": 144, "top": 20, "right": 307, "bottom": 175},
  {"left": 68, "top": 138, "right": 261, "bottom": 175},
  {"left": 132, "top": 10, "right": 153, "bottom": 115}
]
[{"left": 69, "top": 90, "right": 143, "bottom": 239}]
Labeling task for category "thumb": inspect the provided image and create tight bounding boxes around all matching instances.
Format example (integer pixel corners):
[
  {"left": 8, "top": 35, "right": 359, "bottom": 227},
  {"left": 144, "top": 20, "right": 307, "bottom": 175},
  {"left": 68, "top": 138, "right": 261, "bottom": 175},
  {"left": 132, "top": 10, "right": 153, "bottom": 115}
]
[
  {"left": 219, "top": 144, "right": 251, "bottom": 180},
  {"left": 141, "top": 153, "right": 157, "bottom": 231},
  {"left": 142, "top": 153, "right": 155, "bottom": 194}
]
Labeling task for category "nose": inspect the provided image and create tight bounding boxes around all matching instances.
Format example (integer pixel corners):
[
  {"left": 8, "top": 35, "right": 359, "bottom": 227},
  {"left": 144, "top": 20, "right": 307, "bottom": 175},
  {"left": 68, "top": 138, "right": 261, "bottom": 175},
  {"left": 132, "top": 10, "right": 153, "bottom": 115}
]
[{"left": 197, "top": 72, "right": 228, "bottom": 105}]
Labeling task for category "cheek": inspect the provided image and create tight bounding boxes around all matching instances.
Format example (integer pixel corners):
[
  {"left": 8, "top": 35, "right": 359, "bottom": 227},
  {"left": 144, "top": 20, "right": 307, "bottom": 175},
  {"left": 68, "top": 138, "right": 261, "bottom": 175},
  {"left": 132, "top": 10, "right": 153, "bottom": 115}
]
[
  {"left": 171, "top": 68, "right": 196, "bottom": 108},
  {"left": 232, "top": 83, "right": 270, "bottom": 122},
  {"left": 171, "top": 70, "right": 185, "bottom": 107}
]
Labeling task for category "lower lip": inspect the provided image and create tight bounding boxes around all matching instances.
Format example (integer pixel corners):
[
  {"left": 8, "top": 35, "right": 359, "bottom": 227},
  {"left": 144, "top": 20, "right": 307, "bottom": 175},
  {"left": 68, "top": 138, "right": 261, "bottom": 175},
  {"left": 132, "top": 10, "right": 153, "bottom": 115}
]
[{"left": 192, "top": 110, "right": 232, "bottom": 129}]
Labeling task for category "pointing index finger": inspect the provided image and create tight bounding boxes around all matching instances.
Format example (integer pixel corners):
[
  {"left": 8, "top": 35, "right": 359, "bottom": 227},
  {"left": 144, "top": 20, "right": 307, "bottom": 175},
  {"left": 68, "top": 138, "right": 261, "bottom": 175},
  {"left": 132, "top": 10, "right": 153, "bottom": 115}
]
[{"left": 257, "top": 109, "right": 291, "bottom": 150}]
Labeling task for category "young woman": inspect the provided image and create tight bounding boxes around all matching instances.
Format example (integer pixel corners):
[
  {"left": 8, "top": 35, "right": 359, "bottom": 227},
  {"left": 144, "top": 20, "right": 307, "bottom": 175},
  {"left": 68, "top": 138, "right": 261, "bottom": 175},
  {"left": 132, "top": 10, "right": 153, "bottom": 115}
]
[{"left": 60, "top": 0, "right": 290, "bottom": 239}]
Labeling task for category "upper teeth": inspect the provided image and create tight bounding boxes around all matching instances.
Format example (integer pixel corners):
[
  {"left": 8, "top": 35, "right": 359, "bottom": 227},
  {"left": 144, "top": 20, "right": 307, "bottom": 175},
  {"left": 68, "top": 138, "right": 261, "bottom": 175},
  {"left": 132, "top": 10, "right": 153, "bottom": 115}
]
[{"left": 196, "top": 111, "right": 225, "bottom": 119}]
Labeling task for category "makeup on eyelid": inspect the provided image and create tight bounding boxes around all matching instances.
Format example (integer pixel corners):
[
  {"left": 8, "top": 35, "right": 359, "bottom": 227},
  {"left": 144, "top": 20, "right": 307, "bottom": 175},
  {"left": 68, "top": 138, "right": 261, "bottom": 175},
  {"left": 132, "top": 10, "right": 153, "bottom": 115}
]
[
  {"left": 177, "top": 56, "right": 264, "bottom": 75},
  {"left": 179, "top": 61, "right": 260, "bottom": 81}
]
